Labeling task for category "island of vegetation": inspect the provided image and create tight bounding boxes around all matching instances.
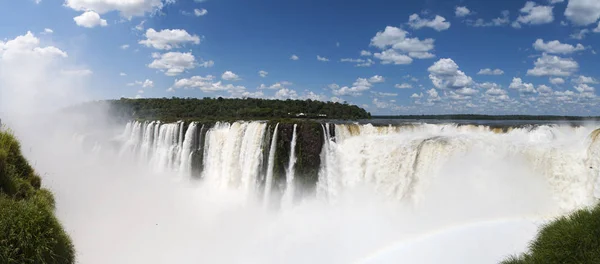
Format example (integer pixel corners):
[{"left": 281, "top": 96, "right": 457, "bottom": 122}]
[
  {"left": 74, "top": 97, "right": 371, "bottom": 121},
  {"left": 0, "top": 129, "right": 75, "bottom": 264},
  {"left": 502, "top": 203, "right": 600, "bottom": 264}
]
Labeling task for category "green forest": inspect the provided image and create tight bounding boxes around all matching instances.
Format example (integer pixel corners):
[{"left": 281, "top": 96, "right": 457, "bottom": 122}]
[
  {"left": 0, "top": 130, "right": 75, "bottom": 264},
  {"left": 80, "top": 97, "right": 371, "bottom": 121}
]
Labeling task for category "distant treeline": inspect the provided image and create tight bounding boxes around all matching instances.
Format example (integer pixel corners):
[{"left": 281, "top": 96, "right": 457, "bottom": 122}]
[
  {"left": 373, "top": 114, "right": 600, "bottom": 121},
  {"left": 76, "top": 97, "right": 371, "bottom": 121}
]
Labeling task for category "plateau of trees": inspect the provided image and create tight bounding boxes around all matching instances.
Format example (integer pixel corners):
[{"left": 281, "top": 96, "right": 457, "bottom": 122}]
[
  {"left": 0, "top": 129, "right": 75, "bottom": 264},
  {"left": 82, "top": 97, "right": 371, "bottom": 121}
]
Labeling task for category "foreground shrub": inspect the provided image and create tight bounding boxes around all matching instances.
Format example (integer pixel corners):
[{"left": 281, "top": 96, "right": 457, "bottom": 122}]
[
  {"left": 0, "top": 196, "right": 75, "bottom": 264},
  {"left": 502, "top": 204, "right": 600, "bottom": 264}
]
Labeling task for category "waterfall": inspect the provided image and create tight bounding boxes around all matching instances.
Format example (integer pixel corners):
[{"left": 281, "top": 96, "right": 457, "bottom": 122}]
[
  {"left": 263, "top": 123, "right": 280, "bottom": 207},
  {"left": 179, "top": 122, "right": 198, "bottom": 177},
  {"left": 202, "top": 122, "right": 267, "bottom": 195},
  {"left": 282, "top": 124, "right": 298, "bottom": 208}
]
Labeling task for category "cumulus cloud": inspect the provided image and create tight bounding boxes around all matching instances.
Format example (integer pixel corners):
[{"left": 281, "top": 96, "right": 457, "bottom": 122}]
[
  {"left": 148, "top": 51, "right": 196, "bottom": 76},
  {"left": 407, "top": 14, "right": 451, "bottom": 31},
  {"left": 169, "top": 75, "right": 260, "bottom": 98},
  {"left": 368, "top": 75, "right": 385, "bottom": 83},
  {"left": 527, "top": 54, "right": 579, "bottom": 77},
  {"left": 533, "top": 39, "right": 585, "bottom": 54},
  {"left": 550, "top": 77, "right": 565, "bottom": 84},
  {"left": 455, "top": 6, "right": 471, "bottom": 17},
  {"left": 395, "top": 83, "right": 412, "bottom": 89},
  {"left": 290, "top": 54, "right": 299, "bottom": 60},
  {"left": 274, "top": 88, "right": 298, "bottom": 99},
  {"left": 221, "top": 71, "right": 241, "bottom": 81},
  {"left": 570, "top": 29, "right": 590, "bottom": 39},
  {"left": 317, "top": 55, "right": 329, "bottom": 62},
  {"left": 373, "top": 49, "right": 413, "bottom": 65},
  {"left": 428, "top": 58, "right": 473, "bottom": 90},
  {"left": 120, "top": 44, "right": 130, "bottom": 50},
  {"left": 259, "top": 70, "right": 268, "bottom": 77},
  {"left": 43, "top": 28, "right": 53, "bottom": 34},
  {"left": 360, "top": 50, "right": 372, "bottom": 56},
  {"left": 537, "top": 84, "right": 553, "bottom": 94},
  {"left": 139, "top": 28, "right": 200, "bottom": 50},
  {"left": 467, "top": 10, "right": 511, "bottom": 27},
  {"left": 477, "top": 68, "right": 504, "bottom": 75},
  {"left": 194, "top": 8, "right": 208, "bottom": 16},
  {"left": 572, "top": 75, "right": 599, "bottom": 84},
  {"left": 258, "top": 81, "right": 293, "bottom": 90},
  {"left": 64, "top": 0, "right": 172, "bottom": 18},
  {"left": 514, "top": 1, "right": 554, "bottom": 28},
  {"left": 370, "top": 26, "right": 436, "bottom": 63},
  {"left": 565, "top": 0, "right": 600, "bottom": 26},
  {"left": 329, "top": 76, "right": 385, "bottom": 97},
  {"left": 74, "top": 11, "right": 108, "bottom": 28},
  {"left": 0, "top": 31, "right": 67, "bottom": 60},
  {"left": 509, "top": 77, "right": 536, "bottom": 93},
  {"left": 340, "top": 58, "right": 375, "bottom": 67}
]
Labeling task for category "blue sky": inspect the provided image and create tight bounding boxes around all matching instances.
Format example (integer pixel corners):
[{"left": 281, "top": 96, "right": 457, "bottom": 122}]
[{"left": 1, "top": 0, "right": 600, "bottom": 115}]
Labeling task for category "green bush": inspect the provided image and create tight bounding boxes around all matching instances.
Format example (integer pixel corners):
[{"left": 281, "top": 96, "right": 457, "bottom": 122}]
[
  {"left": 502, "top": 204, "right": 600, "bottom": 264},
  {"left": 0, "top": 196, "right": 75, "bottom": 264},
  {"left": 0, "top": 131, "right": 75, "bottom": 263}
]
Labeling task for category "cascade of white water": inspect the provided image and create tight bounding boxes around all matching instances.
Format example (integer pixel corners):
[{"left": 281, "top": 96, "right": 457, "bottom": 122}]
[
  {"left": 282, "top": 124, "right": 298, "bottom": 208},
  {"left": 150, "top": 123, "right": 181, "bottom": 172},
  {"left": 263, "top": 123, "right": 280, "bottom": 207},
  {"left": 179, "top": 122, "right": 198, "bottom": 176},
  {"left": 202, "top": 122, "right": 267, "bottom": 195},
  {"left": 318, "top": 123, "right": 599, "bottom": 211}
]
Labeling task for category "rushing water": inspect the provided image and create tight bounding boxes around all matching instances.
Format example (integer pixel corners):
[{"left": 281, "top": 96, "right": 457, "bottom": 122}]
[{"left": 41, "top": 119, "right": 600, "bottom": 263}]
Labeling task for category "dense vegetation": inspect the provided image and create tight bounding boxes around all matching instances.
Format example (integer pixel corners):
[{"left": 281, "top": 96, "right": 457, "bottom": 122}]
[
  {"left": 502, "top": 204, "right": 600, "bottom": 264},
  {"left": 0, "top": 129, "right": 75, "bottom": 264},
  {"left": 374, "top": 114, "right": 600, "bottom": 121},
  {"left": 71, "top": 97, "right": 371, "bottom": 121}
]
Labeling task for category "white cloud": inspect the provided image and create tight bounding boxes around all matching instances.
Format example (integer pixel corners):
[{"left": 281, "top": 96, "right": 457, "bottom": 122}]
[
  {"left": 43, "top": 28, "right": 53, "bottom": 34},
  {"left": 370, "top": 26, "right": 436, "bottom": 62},
  {"left": 340, "top": 58, "right": 375, "bottom": 67},
  {"left": 550, "top": 77, "right": 565, "bottom": 84},
  {"left": 135, "top": 20, "right": 146, "bottom": 31},
  {"left": 60, "top": 69, "right": 93, "bottom": 77},
  {"left": 572, "top": 75, "right": 599, "bottom": 84},
  {"left": 565, "top": 0, "right": 600, "bottom": 26},
  {"left": 194, "top": 8, "right": 208, "bottom": 16},
  {"left": 259, "top": 70, "right": 268, "bottom": 78},
  {"left": 407, "top": 14, "right": 451, "bottom": 31},
  {"left": 574, "top": 84, "right": 595, "bottom": 95},
  {"left": 371, "top": 91, "right": 398, "bottom": 97},
  {"left": 509, "top": 77, "right": 537, "bottom": 93},
  {"left": 428, "top": 58, "right": 473, "bottom": 90},
  {"left": 368, "top": 75, "right": 385, "bottom": 83},
  {"left": 374, "top": 49, "right": 413, "bottom": 65},
  {"left": 120, "top": 44, "right": 130, "bottom": 50},
  {"left": 221, "top": 71, "right": 241, "bottom": 81},
  {"left": 317, "top": 55, "right": 329, "bottom": 62},
  {"left": 329, "top": 77, "right": 376, "bottom": 96},
  {"left": 533, "top": 39, "right": 585, "bottom": 54},
  {"left": 120, "top": 72, "right": 127, "bottom": 76},
  {"left": 148, "top": 51, "right": 196, "bottom": 76},
  {"left": 360, "top": 50, "right": 372, "bottom": 56},
  {"left": 274, "top": 88, "right": 298, "bottom": 99},
  {"left": 549, "top": 0, "right": 564, "bottom": 3},
  {"left": 411, "top": 93, "right": 423, "bottom": 99},
  {"left": 395, "top": 83, "right": 412, "bottom": 89},
  {"left": 139, "top": 28, "right": 200, "bottom": 50},
  {"left": 426, "top": 88, "right": 441, "bottom": 102},
  {"left": 469, "top": 10, "right": 511, "bottom": 27},
  {"left": 65, "top": 0, "right": 172, "bottom": 18},
  {"left": 527, "top": 54, "right": 579, "bottom": 77},
  {"left": 537, "top": 84, "right": 553, "bottom": 94},
  {"left": 73, "top": 11, "right": 108, "bottom": 28},
  {"left": 514, "top": 1, "right": 554, "bottom": 27},
  {"left": 455, "top": 6, "right": 471, "bottom": 17},
  {"left": 571, "top": 29, "right": 590, "bottom": 39},
  {"left": 199, "top": 60, "right": 214, "bottom": 68},
  {"left": 142, "top": 79, "right": 153, "bottom": 88},
  {"left": 259, "top": 81, "right": 293, "bottom": 90},
  {"left": 170, "top": 75, "right": 258, "bottom": 98},
  {"left": 0, "top": 31, "right": 68, "bottom": 61},
  {"left": 290, "top": 54, "right": 299, "bottom": 60},
  {"left": 478, "top": 68, "right": 504, "bottom": 75}
]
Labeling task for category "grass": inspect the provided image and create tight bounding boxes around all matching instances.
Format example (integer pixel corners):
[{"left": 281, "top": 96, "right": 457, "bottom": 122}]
[
  {"left": 0, "top": 129, "right": 75, "bottom": 264},
  {"left": 502, "top": 204, "right": 600, "bottom": 264}
]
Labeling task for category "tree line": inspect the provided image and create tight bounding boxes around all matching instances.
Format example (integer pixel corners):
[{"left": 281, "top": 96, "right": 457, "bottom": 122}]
[{"left": 75, "top": 97, "right": 371, "bottom": 121}]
